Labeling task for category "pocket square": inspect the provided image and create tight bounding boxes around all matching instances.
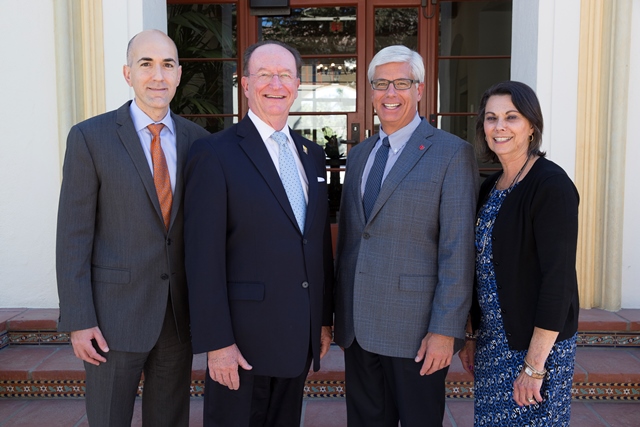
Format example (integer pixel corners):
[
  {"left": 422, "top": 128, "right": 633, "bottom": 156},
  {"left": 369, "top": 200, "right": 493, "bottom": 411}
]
[{"left": 317, "top": 177, "right": 326, "bottom": 182}]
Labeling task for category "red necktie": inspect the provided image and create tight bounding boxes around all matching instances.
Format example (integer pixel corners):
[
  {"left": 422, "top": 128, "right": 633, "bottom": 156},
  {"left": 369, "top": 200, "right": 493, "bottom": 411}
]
[{"left": 148, "top": 124, "right": 172, "bottom": 230}]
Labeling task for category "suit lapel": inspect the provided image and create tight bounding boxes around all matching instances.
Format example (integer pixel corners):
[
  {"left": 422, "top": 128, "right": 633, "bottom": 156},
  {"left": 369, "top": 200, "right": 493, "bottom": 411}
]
[
  {"left": 237, "top": 117, "right": 301, "bottom": 233},
  {"left": 367, "top": 119, "right": 434, "bottom": 223},
  {"left": 351, "top": 137, "right": 377, "bottom": 225},
  {"left": 171, "top": 114, "right": 190, "bottom": 231},
  {"left": 115, "top": 102, "right": 165, "bottom": 227}
]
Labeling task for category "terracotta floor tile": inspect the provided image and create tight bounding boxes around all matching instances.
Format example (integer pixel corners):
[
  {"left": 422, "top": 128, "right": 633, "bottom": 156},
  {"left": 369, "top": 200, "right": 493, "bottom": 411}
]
[
  {"left": 7, "top": 309, "right": 59, "bottom": 331},
  {"left": 446, "top": 355, "right": 474, "bottom": 382},
  {"left": 446, "top": 399, "right": 474, "bottom": 426},
  {"left": 0, "top": 346, "right": 58, "bottom": 380},
  {"left": 617, "top": 309, "right": 640, "bottom": 331},
  {"left": 1, "top": 397, "right": 638, "bottom": 426},
  {"left": 301, "top": 398, "right": 346, "bottom": 427},
  {"left": 307, "top": 345, "right": 344, "bottom": 381},
  {"left": 575, "top": 348, "right": 640, "bottom": 383},
  {"left": 189, "top": 397, "right": 204, "bottom": 427},
  {"left": 570, "top": 402, "right": 610, "bottom": 426},
  {"left": 31, "top": 346, "right": 85, "bottom": 380},
  {"left": 589, "top": 401, "right": 640, "bottom": 427},
  {"left": 0, "top": 399, "right": 29, "bottom": 422},
  {"left": 579, "top": 308, "right": 628, "bottom": 332},
  {"left": 0, "top": 398, "right": 86, "bottom": 426},
  {"left": 572, "top": 355, "right": 589, "bottom": 382},
  {"left": 0, "top": 309, "right": 27, "bottom": 332},
  {"left": 192, "top": 353, "right": 207, "bottom": 380}
]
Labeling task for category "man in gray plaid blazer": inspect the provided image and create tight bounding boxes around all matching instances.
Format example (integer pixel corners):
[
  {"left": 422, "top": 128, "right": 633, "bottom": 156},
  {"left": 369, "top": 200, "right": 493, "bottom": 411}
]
[{"left": 334, "top": 45, "right": 479, "bottom": 426}]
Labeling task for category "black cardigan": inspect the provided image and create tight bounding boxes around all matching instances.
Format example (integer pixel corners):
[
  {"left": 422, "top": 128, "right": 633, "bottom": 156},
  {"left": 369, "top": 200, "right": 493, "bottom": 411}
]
[{"left": 470, "top": 157, "right": 580, "bottom": 350}]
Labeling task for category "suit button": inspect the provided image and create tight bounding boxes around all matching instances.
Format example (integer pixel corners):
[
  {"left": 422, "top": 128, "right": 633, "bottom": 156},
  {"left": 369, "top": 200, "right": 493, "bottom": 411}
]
[
  {"left": 301, "top": 281, "right": 309, "bottom": 288},
  {"left": 167, "top": 238, "right": 172, "bottom": 245},
  {"left": 363, "top": 232, "right": 370, "bottom": 239},
  {"left": 506, "top": 332, "right": 512, "bottom": 337},
  {"left": 494, "top": 261, "right": 499, "bottom": 266},
  {"left": 303, "top": 239, "right": 308, "bottom": 245},
  {"left": 161, "top": 273, "right": 169, "bottom": 280}
]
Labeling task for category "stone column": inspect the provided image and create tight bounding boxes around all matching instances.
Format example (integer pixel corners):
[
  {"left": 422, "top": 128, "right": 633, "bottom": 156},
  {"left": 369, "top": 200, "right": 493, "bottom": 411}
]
[
  {"left": 53, "top": 0, "right": 106, "bottom": 171},
  {"left": 575, "top": 0, "right": 631, "bottom": 310}
]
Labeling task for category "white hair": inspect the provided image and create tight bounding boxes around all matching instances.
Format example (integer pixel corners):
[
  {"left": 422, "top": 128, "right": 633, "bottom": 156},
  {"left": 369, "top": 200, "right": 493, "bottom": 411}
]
[{"left": 367, "top": 45, "right": 425, "bottom": 83}]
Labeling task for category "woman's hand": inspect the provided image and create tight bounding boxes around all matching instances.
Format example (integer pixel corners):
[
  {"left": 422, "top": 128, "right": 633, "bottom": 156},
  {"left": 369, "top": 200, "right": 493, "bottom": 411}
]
[
  {"left": 458, "top": 338, "right": 476, "bottom": 374},
  {"left": 513, "top": 368, "right": 544, "bottom": 406}
]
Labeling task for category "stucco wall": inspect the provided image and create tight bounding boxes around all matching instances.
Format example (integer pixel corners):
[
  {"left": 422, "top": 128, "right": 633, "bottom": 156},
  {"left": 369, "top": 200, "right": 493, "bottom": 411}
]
[
  {"left": 0, "top": 1, "right": 61, "bottom": 307},
  {"left": 622, "top": 1, "right": 640, "bottom": 307}
]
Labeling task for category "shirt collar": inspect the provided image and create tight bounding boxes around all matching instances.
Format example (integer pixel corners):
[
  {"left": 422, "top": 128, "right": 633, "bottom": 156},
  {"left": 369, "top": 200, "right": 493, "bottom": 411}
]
[
  {"left": 379, "top": 113, "right": 422, "bottom": 150},
  {"left": 129, "top": 100, "right": 175, "bottom": 135},
  {"left": 248, "top": 109, "right": 292, "bottom": 142}
]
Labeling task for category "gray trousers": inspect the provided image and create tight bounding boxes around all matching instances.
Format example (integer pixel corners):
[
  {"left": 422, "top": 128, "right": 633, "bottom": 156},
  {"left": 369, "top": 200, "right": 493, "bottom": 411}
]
[{"left": 84, "top": 299, "right": 192, "bottom": 427}]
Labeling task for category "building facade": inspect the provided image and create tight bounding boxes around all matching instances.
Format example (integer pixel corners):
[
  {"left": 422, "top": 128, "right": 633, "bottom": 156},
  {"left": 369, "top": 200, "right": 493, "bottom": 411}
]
[{"left": 0, "top": 0, "right": 638, "bottom": 310}]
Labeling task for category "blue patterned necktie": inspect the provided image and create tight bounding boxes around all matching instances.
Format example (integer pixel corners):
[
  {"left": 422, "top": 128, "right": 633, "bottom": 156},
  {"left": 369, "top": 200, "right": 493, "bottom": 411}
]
[
  {"left": 362, "top": 136, "right": 390, "bottom": 222},
  {"left": 272, "top": 131, "right": 306, "bottom": 232}
]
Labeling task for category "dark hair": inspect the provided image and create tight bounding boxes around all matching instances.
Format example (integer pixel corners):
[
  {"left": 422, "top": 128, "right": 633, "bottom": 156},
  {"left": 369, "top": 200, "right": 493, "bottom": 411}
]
[
  {"left": 242, "top": 40, "right": 302, "bottom": 78},
  {"left": 475, "top": 80, "right": 546, "bottom": 163}
]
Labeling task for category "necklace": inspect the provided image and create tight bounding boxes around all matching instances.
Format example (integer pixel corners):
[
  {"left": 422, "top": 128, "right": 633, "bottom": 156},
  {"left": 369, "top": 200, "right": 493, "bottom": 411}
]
[
  {"left": 495, "top": 153, "right": 532, "bottom": 192},
  {"left": 475, "top": 154, "right": 532, "bottom": 255}
]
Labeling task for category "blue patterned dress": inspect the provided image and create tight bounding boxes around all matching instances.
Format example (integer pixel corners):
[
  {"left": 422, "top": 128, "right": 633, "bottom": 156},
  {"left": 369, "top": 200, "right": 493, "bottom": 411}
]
[{"left": 473, "top": 184, "right": 577, "bottom": 427}]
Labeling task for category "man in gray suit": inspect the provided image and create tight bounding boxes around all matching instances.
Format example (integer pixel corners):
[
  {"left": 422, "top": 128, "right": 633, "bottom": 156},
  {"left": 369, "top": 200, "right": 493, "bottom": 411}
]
[
  {"left": 56, "top": 30, "right": 208, "bottom": 426},
  {"left": 334, "top": 45, "right": 478, "bottom": 426}
]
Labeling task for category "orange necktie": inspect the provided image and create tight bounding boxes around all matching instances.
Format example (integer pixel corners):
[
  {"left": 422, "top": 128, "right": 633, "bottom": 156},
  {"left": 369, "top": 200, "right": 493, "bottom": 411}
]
[{"left": 148, "top": 124, "right": 172, "bottom": 230}]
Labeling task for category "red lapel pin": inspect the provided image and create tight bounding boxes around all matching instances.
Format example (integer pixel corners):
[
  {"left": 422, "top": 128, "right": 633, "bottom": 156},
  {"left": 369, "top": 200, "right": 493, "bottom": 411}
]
[{"left": 419, "top": 145, "right": 425, "bottom": 150}]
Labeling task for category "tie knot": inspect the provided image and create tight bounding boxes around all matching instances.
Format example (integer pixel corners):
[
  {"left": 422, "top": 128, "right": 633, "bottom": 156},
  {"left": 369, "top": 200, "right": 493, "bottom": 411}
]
[
  {"left": 382, "top": 136, "right": 390, "bottom": 147},
  {"left": 148, "top": 123, "right": 164, "bottom": 138},
  {"left": 272, "top": 131, "right": 288, "bottom": 147}
]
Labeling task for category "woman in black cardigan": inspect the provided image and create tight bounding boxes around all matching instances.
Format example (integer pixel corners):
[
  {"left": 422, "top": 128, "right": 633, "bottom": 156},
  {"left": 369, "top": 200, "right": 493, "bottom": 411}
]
[{"left": 458, "top": 81, "right": 579, "bottom": 426}]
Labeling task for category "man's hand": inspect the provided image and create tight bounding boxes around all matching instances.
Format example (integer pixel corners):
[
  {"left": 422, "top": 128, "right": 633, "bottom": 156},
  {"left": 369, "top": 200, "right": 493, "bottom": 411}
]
[
  {"left": 415, "top": 332, "right": 454, "bottom": 375},
  {"left": 70, "top": 327, "right": 109, "bottom": 366},
  {"left": 320, "top": 326, "right": 333, "bottom": 359},
  {"left": 207, "top": 344, "right": 253, "bottom": 390},
  {"left": 458, "top": 339, "right": 476, "bottom": 374}
]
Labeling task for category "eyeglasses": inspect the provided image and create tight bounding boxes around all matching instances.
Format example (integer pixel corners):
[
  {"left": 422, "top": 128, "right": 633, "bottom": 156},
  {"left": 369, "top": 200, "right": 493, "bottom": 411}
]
[
  {"left": 248, "top": 72, "right": 297, "bottom": 84},
  {"left": 370, "top": 78, "right": 419, "bottom": 91}
]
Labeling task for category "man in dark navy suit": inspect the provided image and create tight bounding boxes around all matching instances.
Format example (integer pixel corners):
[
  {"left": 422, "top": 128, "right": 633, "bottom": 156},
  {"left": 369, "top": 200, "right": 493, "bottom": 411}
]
[{"left": 184, "top": 40, "right": 334, "bottom": 427}]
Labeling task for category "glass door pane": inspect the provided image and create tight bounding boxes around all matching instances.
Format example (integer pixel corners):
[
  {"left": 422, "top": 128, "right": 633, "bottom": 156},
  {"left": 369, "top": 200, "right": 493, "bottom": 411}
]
[{"left": 437, "top": 0, "right": 512, "bottom": 172}]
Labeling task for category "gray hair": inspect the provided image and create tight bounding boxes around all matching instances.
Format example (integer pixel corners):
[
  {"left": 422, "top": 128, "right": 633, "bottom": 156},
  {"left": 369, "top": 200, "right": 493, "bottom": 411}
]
[{"left": 367, "top": 45, "right": 425, "bottom": 82}]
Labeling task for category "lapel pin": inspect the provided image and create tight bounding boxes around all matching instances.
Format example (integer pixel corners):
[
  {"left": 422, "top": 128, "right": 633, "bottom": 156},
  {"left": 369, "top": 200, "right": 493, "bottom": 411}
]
[
  {"left": 303, "top": 145, "right": 308, "bottom": 154},
  {"left": 419, "top": 145, "right": 425, "bottom": 150}
]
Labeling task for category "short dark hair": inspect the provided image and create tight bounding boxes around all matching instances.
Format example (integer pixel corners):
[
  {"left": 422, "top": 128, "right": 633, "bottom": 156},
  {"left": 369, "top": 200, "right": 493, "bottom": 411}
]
[
  {"left": 475, "top": 80, "right": 546, "bottom": 163},
  {"left": 242, "top": 40, "right": 302, "bottom": 78}
]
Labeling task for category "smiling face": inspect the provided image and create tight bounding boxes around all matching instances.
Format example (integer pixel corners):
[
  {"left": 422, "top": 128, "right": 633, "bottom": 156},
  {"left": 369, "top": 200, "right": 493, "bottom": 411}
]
[
  {"left": 483, "top": 94, "right": 534, "bottom": 161},
  {"left": 241, "top": 44, "right": 299, "bottom": 131},
  {"left": 371, "top": 61, "right": 423, "bottom": 135},
  {"left": 123, "top": 30, "right": 181, "bottom": 122}
]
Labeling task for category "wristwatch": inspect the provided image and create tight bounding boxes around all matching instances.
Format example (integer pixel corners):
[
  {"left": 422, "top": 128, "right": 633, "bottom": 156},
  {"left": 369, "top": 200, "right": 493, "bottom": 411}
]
[{"left": 523, "top": 359, "right": 546, "bottom": 379}]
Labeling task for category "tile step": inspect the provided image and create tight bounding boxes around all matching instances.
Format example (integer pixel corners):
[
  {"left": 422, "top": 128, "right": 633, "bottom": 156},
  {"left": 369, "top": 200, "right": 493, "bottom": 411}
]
[
  {"left": 2, "top": 308, "right": 640, "bottom": 349},
  {"left": 1, "top": 307, "right": 639, "bottom": 400},
  {"left": 0, "top": 345, "right": 639, "bottom": 401}
]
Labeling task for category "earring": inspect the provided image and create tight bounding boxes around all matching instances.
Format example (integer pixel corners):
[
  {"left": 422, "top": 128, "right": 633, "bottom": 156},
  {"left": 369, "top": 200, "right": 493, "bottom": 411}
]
[{"left": 529, "top": 134, "right": 534, "bottom": 142}]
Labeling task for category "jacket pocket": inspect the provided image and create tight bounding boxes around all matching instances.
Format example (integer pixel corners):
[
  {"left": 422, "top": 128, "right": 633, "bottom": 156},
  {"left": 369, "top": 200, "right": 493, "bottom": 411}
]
[
  {"left": 228, "top": 282, "right": 265, "bottom": 301},
  {"left": 91, "top": 265, "right": 130, "bottom": 284},
  {"left": 398, "top": 275, "right": 435, "bottom": 292}
]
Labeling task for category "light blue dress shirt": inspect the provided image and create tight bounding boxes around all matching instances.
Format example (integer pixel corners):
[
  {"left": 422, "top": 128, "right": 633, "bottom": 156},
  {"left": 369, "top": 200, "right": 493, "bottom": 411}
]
[
  {"left": 360, "top": 113, "right": 422, "bottom": 197},
  {"left": 129, "top": 100, "right": 178, "bottom": 193}
]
